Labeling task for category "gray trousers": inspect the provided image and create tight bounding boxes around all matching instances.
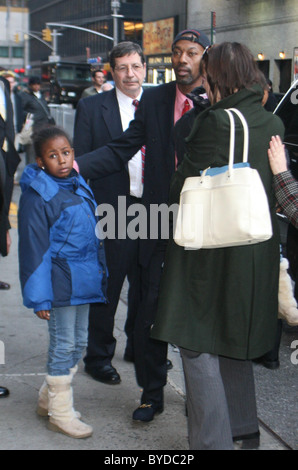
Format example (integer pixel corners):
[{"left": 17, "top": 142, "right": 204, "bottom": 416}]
[
  {"left": 219, "top": 356, "right": 259, "bottom": 438},
  {"left": 180, "top": 349, "right": 259, "bottom": 450}
]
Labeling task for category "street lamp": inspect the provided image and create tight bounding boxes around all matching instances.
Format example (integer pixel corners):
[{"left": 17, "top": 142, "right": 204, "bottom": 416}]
[{"left": 111, "top": 0, "right": 124, "bottom": 46}]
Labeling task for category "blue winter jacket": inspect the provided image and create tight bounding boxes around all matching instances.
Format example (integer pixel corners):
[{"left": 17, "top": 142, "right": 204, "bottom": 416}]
[{"left": 18, "top": 164, "right": 108, "bottom": 313}]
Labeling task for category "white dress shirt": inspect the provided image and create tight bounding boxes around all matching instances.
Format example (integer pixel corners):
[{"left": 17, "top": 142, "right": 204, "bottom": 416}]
[
  {"left": 116, "top": 87, "right": 143, "bottom": 198},
  {"left": 0, "top": 84, "right": 6, "bottom": 121}
]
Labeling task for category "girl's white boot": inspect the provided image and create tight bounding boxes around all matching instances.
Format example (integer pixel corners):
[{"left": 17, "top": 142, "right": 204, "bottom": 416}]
[
  {"left": 46, "top": 374, "right": 92, "bottom": 439},
  {"left": 37, "top": 366, "right": 81, "bottom": 418}
]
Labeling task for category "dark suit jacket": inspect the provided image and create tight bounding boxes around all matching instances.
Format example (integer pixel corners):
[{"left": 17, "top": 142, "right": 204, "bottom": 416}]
[
  {"left": 0, "top": 77, "right": 20, "bottom": 256},
  {"left": 76, "top": 81, "right": 177, "bottom": 267},
  {"left": 12, "top": 88, "right": 25, "bottom": 133},
  {"left": 74, "top": 88, "right": 130, "bottom": 211},
  {"left": 20, "top": 89, "right": 53, "bottom": 131},
  {"left": 0, "top": 148, "right": 9, "bottom": 256},
  {"left": 0, "top": 77, "right": 20, "bottom": 178}
]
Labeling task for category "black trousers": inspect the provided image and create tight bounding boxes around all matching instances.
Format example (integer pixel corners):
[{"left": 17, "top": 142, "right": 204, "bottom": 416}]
[
  {"left": 134, "top": 241, "right": 168, "bottom": 407},
  {"left": 84, "top": 233, "right": 140, "bottom": 368},
  {"left": 85, "top": 230, "right": 168, "bottom": 406}
]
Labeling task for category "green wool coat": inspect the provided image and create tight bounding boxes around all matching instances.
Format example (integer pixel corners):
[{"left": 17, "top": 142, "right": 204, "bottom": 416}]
[{"left": 151, "top": 86, "right": 285, "bottom": 360}]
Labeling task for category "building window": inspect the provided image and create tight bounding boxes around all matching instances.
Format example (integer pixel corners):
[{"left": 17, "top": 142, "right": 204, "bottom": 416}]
[
  {"left": 124, "top": 21, "right": 143, "bottom": 42},
  {"left": 12, "top": 47, "right": 24, "bottom": 58},
  {"left": 0, "top": 47, "right": 9, "bottom": 58}
]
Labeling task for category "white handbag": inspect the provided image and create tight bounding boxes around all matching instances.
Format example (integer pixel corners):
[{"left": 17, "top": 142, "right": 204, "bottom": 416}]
[
  {"left": 174, "top": 108, "right": 273, "bottom": 249},
  {"left": 18, "top": 113, "right": 34, "bottom": 145}
]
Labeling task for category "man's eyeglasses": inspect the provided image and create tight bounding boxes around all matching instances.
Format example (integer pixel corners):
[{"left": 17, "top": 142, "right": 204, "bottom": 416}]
[{"left": 114, "top": 64, "right": 144, "bottom": 74}]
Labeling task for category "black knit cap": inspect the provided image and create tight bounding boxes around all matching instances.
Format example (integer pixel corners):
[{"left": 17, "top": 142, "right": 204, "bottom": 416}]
[
  {"left": 172, "top": 29, "right": 210, "bottom": 50},
  {"left": 28, "top": 75, "right": 41, "bottom": 85}
]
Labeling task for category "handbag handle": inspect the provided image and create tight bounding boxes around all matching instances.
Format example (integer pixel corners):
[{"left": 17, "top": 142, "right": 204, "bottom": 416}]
[{"left": 224, "top": 108, "right": 249, "bottom": 174}]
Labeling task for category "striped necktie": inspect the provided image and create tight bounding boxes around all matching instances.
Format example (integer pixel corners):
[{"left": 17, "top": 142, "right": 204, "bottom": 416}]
[{"left": 132, "top": 99, "right": 145, "bottom": 184}]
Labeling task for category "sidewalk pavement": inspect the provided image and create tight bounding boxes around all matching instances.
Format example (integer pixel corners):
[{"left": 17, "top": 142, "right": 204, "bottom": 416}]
[{"left": 0, "top": 185, "right": 295, "bottom": 451}]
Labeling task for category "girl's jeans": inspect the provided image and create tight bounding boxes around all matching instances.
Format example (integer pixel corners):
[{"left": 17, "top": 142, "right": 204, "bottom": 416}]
[{"left": 47, "top": 304, "right": 89, "bottom": 376}]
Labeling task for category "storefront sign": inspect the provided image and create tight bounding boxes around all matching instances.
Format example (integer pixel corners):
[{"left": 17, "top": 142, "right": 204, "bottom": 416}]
[
  {"left": 143, "top": 18, "right": 175, "bottom": 55},
  {"left": 148, "top": 56, "right": 172, "bottom": 66},
  {"left": 294, "top": 47, "right": 298, "bottom": 81}
]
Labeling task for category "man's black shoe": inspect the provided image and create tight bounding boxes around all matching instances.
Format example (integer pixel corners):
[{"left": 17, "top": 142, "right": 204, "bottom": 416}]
[
  {"left": 132, "top": 402, "right": 164, "bottom": 422},
  {"left": 85, "top": 365, "right": 121, "bottom": 385},
  {"left": 253, "top": 357, "right": 280, "bottom": 370},
  {"left": 0, "top": 281, "right": 10, "bottom": 290},
  {"left": 0, "top": 386, "right": 9, "bottom": 398},
  {"left": 233, "top": 431, "right": 260, "bottom": 449}
]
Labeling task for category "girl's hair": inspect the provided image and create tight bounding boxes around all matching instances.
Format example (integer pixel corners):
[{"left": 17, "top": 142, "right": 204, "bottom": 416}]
[
  {"left": 200, "top": 42, "right": 262, "bottom": 100},
  {"left": 33, "top": 125, "right": 72, "bottom": 158}
]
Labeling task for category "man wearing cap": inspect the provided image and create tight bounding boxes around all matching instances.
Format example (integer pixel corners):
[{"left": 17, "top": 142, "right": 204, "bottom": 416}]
[{"left": 76, "top": 29, "right": 210, "bottom": 422}]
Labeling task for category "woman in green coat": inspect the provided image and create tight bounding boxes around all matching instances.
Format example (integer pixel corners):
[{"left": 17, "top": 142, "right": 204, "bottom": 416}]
[{"left": 152, "top": 42, "right": 285, "bottom": 449}]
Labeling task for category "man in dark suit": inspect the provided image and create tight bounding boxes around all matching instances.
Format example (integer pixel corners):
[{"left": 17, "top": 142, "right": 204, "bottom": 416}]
[
  {"left": 20, "top": 76, "right": 54, "bottom": 164},
  {"left": 0, "top": 75, "right": 20, "bottom": 290},
  {"left": 76, "top": 30, "right": 210, "bottom": 422},
  {"left": 74, "top": 42, "right": 147, "bottom": 385},
  {"left": 0, "top": 72, "right": 24, "bottom": 136},
  {"left": 0, "top": 147, "right": 10, "bottom": 398}
]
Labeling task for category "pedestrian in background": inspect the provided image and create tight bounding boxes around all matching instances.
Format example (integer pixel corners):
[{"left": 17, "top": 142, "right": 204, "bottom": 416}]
[
  {"left": 0, "top": 71, "right": 24, "bottom": 141},
  {"left": 0, "top": 75, "right": 20, "bottom": 290},
  {"left": 0, "top": 146, "right": 10, "bottom": 398},
  {"left": 81, "top": 69, "right": 106, "bottom": 98},
  {"left": 20, "top": 76, "right": 55, "bottom": 164},
  {"left": 18, "top": 126, "right": 108, "bottom": 439}
]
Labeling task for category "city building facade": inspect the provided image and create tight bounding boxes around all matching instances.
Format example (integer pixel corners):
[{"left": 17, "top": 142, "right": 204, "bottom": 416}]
[
  {"left": 0, "top": 1, "right": 296, "bottom": 94},
  {"left": 0, "top": 0, "right": 28, "bottom": 73},
  {"left": 28, "top": 0, "right": 142, "bottom": 70},
  {"left": 143, "top": 0, "right": 298, "bottom": 92}
]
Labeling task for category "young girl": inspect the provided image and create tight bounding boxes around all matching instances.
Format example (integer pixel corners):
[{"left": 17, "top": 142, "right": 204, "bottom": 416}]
[{"left": 18, "top": 126, "right": 108, "bottom": 439}]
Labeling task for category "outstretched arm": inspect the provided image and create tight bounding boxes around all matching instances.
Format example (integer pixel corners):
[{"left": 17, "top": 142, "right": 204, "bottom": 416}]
[{"left": 268, "top": 135, "right": 298, "bottom": 229}]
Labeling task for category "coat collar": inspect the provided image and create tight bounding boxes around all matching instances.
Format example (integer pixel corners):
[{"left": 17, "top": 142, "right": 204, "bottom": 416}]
[
  {"left": 186, "top": 85, "right": 264, "bottom": 143},
  {"left": 101, "top": 88, "right": 123, "bottom": 138},
  {"left": 21, "top": 164, "right": 94, "bottom": 203}
]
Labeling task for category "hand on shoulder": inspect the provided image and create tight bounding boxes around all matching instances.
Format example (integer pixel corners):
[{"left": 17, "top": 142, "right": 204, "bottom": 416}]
[{"left": 268, "top": 135, "right": 288, "bottom": 175}]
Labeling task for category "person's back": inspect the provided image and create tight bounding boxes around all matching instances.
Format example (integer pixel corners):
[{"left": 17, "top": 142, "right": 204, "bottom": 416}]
[{"left": 152, "top": 42, "right": 285, "bottom": 450}]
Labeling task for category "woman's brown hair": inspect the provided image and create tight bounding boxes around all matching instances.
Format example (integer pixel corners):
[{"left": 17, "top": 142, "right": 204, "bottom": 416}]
[{"left": 200, "top": 42, "right": 262, "bottom": 100}]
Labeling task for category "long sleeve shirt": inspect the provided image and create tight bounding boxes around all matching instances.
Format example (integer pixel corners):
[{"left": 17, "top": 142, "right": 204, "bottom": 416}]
[{"left": 273, "top": 170, "right": 298, "bottom": 230}]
